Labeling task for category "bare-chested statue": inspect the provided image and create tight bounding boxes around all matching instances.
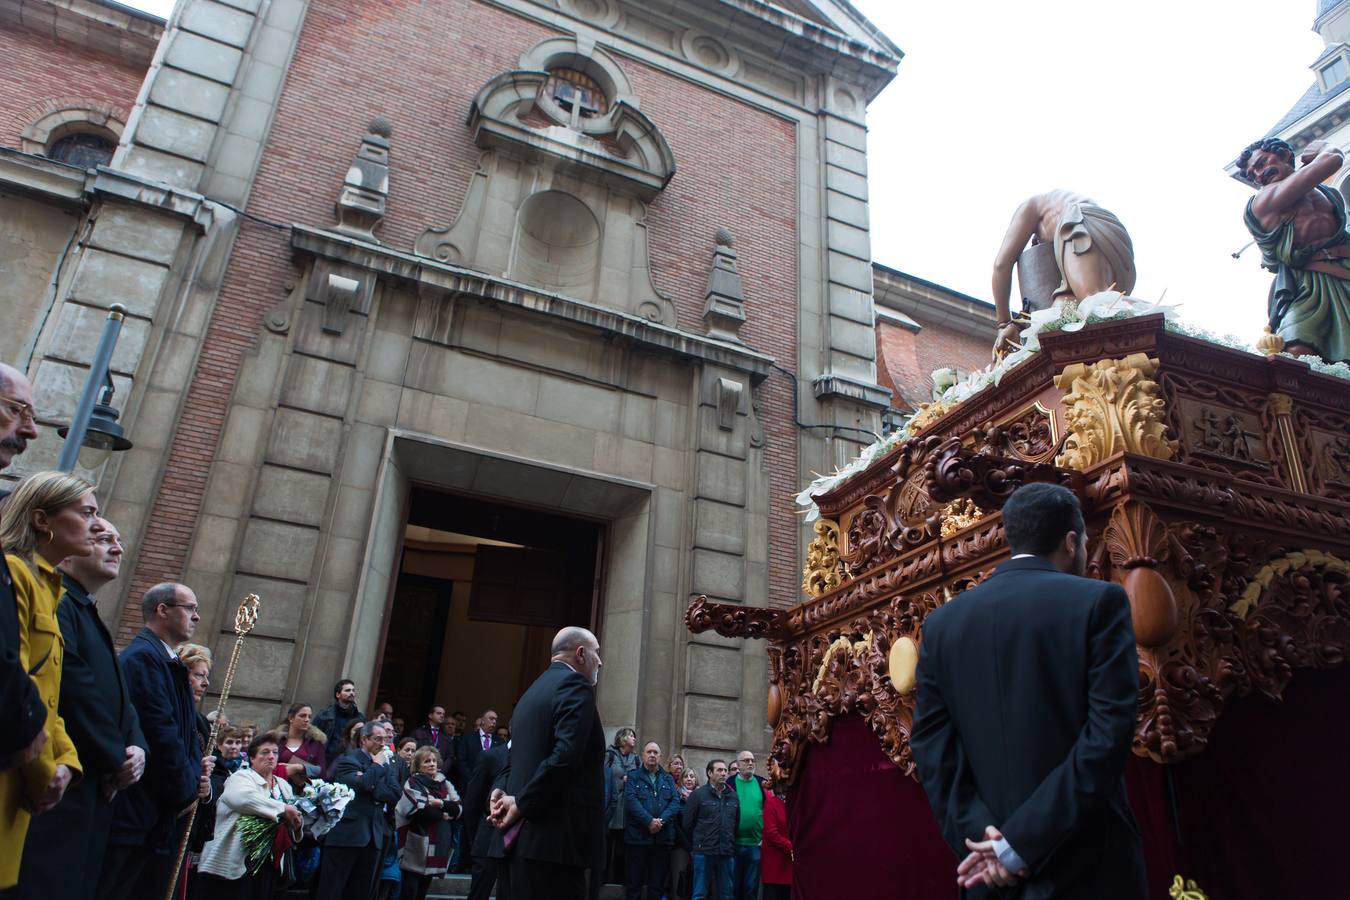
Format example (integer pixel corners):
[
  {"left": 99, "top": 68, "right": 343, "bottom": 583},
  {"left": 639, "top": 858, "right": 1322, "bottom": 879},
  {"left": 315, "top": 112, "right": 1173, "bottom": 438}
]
[
  {"left": 991, "top": 190, "right": 1137, "bottom": 358},
  {"left": 1238, "top": 138, "right": 1350, "bottom": 363}
]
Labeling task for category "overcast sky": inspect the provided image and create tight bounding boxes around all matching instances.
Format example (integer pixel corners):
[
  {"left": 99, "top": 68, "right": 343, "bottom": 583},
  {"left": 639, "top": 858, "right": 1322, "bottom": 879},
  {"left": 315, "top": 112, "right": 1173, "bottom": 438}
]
[{"left": 122, "top": 0, "right": 1325, "bottom": 337}]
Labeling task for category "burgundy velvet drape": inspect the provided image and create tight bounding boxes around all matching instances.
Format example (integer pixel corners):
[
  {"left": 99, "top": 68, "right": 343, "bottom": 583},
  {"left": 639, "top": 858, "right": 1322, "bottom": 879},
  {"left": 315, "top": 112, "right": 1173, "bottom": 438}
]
[
  {"left": 787, "top": 669, "right": 1349, "bottom": 900},
  {"left": 787, "top": 714, "right": 955, "bottom": 900},
  {"left": 1169, "top": 666, "right": 1350, "bottom": 899}
]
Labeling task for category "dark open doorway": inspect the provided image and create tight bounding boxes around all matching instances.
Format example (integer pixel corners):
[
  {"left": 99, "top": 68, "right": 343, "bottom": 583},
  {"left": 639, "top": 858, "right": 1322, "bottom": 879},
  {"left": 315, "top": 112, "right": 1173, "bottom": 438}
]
[{"left": 373, "top": 487, "right": 604, "bottom": 735}]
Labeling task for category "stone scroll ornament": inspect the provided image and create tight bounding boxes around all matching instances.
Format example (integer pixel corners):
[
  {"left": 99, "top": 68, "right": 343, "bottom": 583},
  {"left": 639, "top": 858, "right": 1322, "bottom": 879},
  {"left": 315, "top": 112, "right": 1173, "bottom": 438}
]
[{"left": 165, "top": 593, "right": 261, "bottom": 900}]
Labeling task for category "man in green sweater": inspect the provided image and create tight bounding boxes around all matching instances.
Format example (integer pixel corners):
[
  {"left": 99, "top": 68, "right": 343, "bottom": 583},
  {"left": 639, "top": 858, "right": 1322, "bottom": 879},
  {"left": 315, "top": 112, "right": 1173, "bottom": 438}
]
[{"left": 732, "top": 750, "right": 764, "bottom": 900}]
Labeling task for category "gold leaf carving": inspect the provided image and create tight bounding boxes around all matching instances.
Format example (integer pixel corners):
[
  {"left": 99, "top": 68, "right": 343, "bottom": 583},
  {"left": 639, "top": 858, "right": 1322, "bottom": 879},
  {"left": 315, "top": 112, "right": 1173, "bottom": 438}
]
[
  {"left": 909, "top": 400, "right": 952, "bottom": 435},
  {"left": 1054, "top": 353, "right": 1177, "bottom": 470},
  {"left": 1230, "top": 549, "right": 1349, "bottom": 619},
  {"left": 939, "top": 497, "right": 987, "bottom": 538},
  {"left": 802, "top": 518, "right": 842, "bottom": 597}
]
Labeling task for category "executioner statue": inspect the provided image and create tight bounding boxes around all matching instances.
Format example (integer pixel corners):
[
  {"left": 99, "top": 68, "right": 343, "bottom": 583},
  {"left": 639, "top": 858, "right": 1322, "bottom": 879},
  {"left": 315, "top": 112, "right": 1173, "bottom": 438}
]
[
  {"left": 990, "top": 190, "right": 1137, "bottom": 358},
  {"left": 1237, "top": 138, "right": 1350, "bottom": 363}
]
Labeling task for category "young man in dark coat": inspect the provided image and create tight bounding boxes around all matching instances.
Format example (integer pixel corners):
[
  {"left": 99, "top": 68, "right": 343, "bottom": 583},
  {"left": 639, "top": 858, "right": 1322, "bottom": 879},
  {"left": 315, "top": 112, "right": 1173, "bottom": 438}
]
[
  {"left": 18, "top": 521, "right": 147, "bottom": 900},
  {"left": 488, "top": 626, "right": 605, "bottom": 900},
  {"left": 316, "top": 720, "right": 403, "bottom": 900},
  {"left": 100, "top": 582, "right": 211, "bottom": 900},
  {"left": 314, "top": 678, "right": 366, "bottom": 763},
  {"left": 623, "top": 741, "right": 681, "bottom": 900},
  {"left": 681, "top": 760, "right": 739, "bottom": 900},
  {"left": 910, "top": 482, "right": 1145, "bottom": 898}
]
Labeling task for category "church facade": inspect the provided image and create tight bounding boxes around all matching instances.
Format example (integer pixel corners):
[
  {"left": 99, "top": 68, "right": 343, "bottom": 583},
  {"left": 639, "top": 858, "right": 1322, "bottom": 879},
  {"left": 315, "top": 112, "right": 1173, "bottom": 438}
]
[{"left": 2, "top": 0, "right": 990, "bottom": 764}]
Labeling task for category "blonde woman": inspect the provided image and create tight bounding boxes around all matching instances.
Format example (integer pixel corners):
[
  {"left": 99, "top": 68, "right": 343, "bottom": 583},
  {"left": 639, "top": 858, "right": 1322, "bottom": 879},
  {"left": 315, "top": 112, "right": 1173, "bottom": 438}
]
[
  {"left": 0, "top": 470, "right": 100, "bottom": 887},
  {"left": 177, "top": 642, "right": 219, "bottom": 877}
]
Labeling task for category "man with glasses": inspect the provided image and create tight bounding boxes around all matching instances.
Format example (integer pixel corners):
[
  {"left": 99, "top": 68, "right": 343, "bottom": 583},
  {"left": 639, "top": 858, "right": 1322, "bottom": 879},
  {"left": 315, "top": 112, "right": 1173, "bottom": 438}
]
[
  {"left": 18, "top": 521, "right": 149, "bottom": 899},
  {"left": 0, "top": 363, "right": 47, "bottom": 777},
  {"left": 318, "top": 721, "right": 402, "bottom": 900},
  {"left": 101, "top": 582, "right": 207, "bottom": 900},
  {"left": 731, "top": 751, "right": 766, "bottom": 900}
]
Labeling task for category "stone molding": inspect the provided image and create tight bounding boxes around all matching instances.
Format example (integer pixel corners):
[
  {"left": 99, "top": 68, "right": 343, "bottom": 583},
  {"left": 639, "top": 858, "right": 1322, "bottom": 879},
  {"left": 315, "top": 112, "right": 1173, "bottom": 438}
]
[
  {"left": 810, "top": 372, "right": 892, "bottom": 409},
  {"left": 292, "top": 224, "right": 774, "bottom": 379}
]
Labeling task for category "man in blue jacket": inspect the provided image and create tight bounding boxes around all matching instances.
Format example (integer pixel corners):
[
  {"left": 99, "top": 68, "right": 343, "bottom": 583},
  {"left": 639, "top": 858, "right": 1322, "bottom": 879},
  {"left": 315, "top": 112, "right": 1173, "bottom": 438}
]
[
  {"left": 623, "top": 741, "right": 680, "bottom": 900},
  {"left": 101, "top": 582, "right": 211, "bottom": 900}
]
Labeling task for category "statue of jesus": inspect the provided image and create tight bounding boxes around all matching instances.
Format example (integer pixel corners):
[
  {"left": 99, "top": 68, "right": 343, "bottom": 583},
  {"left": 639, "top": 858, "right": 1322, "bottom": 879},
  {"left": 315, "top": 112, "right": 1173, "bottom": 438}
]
[{"left": 990, "top": 190, "right": 1137, "bottom": 359}]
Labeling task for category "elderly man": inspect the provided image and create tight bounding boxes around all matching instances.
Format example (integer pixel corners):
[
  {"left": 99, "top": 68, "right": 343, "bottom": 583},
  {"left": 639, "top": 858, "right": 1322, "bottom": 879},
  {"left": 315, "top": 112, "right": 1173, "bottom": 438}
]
[
  {"left": 623, "top": 741, "right": 680, "bottom": 900},
  {"left": 18, "top": 520, "right": 147, "bottom": 899},
  {"left": 317, "top": 721, "right": 402, "bottom": 900},
  {"left": 0, "top": 363, "right": 47, "bottom": 774},
  {"left": 1237, "top": 138, "right": 1350, "bottom": 363},
  {"left": 101, "top": 583, "right": 212, "bottom": 900},
  {"left": 489, "top": 626, "right": 606, "bottom": 900},
  {"left": 990, "top": 191, "right": 1137, "bottom": 358}
]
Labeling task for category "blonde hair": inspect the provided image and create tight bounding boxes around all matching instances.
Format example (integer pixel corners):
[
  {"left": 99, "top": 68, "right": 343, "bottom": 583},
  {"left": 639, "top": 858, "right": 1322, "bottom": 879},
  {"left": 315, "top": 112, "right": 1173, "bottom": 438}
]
[
  {"left": 411, "top": 745, "right": 442, "bottom": 772},
  {"left": 0, "top": 470, "right": 95, "bottom": 569},
  {"left": 176, "top": 642, "right": 213, "bottom": 671}
]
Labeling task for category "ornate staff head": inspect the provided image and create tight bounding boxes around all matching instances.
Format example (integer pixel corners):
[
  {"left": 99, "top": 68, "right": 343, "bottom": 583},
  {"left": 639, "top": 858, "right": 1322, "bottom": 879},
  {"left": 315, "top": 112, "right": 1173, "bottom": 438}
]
[{"left": 233, "top": 593, "right": 261, "bottom": 636}]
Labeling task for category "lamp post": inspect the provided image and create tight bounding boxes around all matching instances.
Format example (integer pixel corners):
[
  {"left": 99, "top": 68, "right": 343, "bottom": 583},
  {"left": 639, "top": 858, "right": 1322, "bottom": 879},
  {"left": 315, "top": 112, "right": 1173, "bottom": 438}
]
[{"left": 57, "top": 303, "right": 134, "bottom": 471}]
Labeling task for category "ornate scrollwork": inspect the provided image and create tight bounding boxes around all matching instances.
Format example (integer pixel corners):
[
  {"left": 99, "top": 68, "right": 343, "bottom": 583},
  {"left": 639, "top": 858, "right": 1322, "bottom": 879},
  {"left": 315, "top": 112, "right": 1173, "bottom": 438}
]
[
  {"left": 925, "top": 437, "right": 1081, "bottom": 509},
  {"left": 1055, "top": 353, "right": 1178, "bottom": 470},
  {"left": 802, "top": 519, "right": 842, "bottom": 598},
  {"left": 974, "top": 401, "right": 1061, "bottom": 463},
  {"left": 684, "top": 595, "right": 788, "bottom": 641}
]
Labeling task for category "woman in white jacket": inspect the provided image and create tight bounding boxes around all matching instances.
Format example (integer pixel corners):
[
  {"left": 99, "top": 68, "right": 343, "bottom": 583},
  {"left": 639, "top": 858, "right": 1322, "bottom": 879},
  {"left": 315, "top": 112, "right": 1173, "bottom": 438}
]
[{"left": 197, "top": 732, "right": 303, "bottom": 899}]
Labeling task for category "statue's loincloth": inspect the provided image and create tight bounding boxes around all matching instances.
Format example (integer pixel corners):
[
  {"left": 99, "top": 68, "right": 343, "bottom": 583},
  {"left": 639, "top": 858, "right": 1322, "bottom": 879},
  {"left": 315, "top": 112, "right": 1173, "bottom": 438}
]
[{"left": 1053, "top": 202, "right": 1138, "bottom": 299}]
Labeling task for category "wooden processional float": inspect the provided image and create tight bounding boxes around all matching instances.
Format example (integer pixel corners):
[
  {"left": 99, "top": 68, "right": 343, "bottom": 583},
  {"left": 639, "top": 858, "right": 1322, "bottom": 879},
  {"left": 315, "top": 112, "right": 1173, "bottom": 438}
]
[{"left": 686, "top": 314, "right": 1350, "bottom": 899}]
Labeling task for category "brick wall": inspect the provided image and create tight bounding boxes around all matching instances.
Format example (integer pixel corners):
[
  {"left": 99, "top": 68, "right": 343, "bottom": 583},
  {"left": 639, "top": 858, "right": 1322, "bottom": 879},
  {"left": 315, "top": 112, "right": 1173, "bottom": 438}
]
[
  {"left": 0, "top": 23, "right": 145, "bottom": 150},
  {"left": 878, "top": 319, "right": 991, "bottom": 411},
  {"left": 127, "top": 0, "right": 801, "bottom": 624}
]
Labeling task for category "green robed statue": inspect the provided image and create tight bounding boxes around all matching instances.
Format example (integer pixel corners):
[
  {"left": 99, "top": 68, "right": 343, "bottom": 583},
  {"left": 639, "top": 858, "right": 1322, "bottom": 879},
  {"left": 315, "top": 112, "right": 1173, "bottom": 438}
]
[{"left": 1237, "top": 138, "right": 1350, "bottom": 363}]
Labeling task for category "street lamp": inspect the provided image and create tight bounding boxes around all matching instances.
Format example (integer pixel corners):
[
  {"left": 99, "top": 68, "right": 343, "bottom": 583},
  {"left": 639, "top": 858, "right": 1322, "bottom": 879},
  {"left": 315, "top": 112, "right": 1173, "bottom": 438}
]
[{"left": 57, "top": 304, "right": 134, "bottom": 471}]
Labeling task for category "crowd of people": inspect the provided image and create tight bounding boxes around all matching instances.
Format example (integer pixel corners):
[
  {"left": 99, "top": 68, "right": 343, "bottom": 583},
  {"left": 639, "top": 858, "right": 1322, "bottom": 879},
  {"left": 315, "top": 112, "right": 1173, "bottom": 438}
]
[{"left": 0, "top": 360, "right": 793, "bottom": 900}]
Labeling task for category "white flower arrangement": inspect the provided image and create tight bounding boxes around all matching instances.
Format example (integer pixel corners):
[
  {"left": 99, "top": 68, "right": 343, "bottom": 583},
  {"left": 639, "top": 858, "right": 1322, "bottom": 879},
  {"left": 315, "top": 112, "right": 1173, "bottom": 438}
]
[{"left": 794, "top": 291, "right": 1349, "bottom": 521}]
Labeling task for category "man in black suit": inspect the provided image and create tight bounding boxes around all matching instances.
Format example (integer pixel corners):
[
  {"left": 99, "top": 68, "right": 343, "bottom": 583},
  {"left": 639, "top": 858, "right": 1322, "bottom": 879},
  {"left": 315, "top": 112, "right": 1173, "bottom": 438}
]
[
  {"left": 101, "top": 582, "right": 211, "bottom": 900},
  {"left": 0, "top": 362, "right": 46, "bottom": 773},
  {"left": 412, "top": 704, "right": 458, "bottom": 774},
  {"left": 489, "top": 626, "right": 605, "bottom": 900},
  {"left": 317, "top": 720, "right": 403, "bottom": 900},
  {"left": 456, "top": 706, "right": 502, "bottom": 866},
  {"left": 463, "top": 739, "right": 510, "bottom": 900},
  {"left": 911, "top": 483, "right": 1145, "bottom": 898},
  {"left": 19, "top": 519, "right": 148, "bottom": 899}
]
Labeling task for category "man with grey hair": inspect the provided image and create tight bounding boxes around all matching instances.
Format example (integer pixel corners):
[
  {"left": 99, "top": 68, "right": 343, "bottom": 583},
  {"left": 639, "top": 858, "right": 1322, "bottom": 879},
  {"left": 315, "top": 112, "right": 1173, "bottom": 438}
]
[
  {"left": 101, "top": 583, "right": 209, "bottom": 900},
  {"left": 0, "top": 362, "right": 46, "bottom": 773},
  {"left": 489, "top": 626, "right": 606, "bottom": 900},
  {"left": 19, "top": 520, "right": 148, "bottom": 898},
  {"left": 318, "top": 720, "right": 402, "bottom": 900}
]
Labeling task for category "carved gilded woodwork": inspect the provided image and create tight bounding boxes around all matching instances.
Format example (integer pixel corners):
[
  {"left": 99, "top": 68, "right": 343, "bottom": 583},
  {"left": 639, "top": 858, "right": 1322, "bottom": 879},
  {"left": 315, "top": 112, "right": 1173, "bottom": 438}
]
[
  {"left": 1055, "top": 353, "right": 1177, "bottom": 470},
  {"left": 801, "top": 518, "right": 842, "bottom": 598},
  {"left": 701, "top": 316, "right": 1350, "bottom": 782},
  {"left": 973, "top": 400, "right": 1061, "bottom": 463}
]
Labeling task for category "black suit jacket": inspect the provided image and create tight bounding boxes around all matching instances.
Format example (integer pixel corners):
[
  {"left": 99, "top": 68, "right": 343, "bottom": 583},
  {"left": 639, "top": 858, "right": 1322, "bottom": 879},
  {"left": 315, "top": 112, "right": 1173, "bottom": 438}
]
[
  {"left": 464, "top": 741, "right": 510, "bottom": 859},
  {"left": 327, "top": 747, "right": 402, "bottom": 849},
  {"left": 109, "top": 627, "right": 202, "bottom": 850},
  {"left": 455, "top": 728, "right": 502, "bottom": 787},
  {"left": 503, "top": 661, "right": 604, "bottom": 868},
  {"left": 910, "top": 557, "right": 1146, "bottom": 899},
  {"left": 411, "top": 723, "right": 457, "bottom": 775},
  {"left": 53, "top": 576, "right": 146, "bottom": 776}
]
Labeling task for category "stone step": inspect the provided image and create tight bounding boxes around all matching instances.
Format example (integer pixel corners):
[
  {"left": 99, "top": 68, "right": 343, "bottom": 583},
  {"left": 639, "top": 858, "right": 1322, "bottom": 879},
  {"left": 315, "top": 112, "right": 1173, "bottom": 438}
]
[{"left": 426, "top": 873, "right": 628, "bottom": 899}]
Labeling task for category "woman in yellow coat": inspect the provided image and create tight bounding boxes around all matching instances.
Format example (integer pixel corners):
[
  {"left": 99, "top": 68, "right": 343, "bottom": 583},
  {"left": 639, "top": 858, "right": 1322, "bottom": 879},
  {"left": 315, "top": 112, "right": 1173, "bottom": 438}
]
[{"left": 0, "top": 471, "right": 100, "bottom": 888}]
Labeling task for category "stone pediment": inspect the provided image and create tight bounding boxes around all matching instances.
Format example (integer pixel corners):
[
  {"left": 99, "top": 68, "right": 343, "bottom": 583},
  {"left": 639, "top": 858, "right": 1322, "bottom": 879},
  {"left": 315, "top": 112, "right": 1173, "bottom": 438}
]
[
  {"left": 468, "top": 68, "right": 674, "bottom": 201},
  {"left": 415, "top": 37, "right": 677, "bottom": 324}
]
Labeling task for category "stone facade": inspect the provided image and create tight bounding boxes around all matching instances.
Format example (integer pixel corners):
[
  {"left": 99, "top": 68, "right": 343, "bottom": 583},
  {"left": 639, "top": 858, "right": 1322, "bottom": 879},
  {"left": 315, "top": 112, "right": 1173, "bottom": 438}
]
[{"left": 2, "top": 0, "right": 906, "bottom": 769}]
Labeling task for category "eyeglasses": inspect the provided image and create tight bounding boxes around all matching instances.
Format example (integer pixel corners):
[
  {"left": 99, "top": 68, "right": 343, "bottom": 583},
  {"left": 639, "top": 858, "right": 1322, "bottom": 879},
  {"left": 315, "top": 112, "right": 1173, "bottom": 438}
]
[
  {"left": 0, "top": 395, "right": 36, "bottom": 424},
  {"left": 162, "top": 603, "right": 200, "bottom": 613}
]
